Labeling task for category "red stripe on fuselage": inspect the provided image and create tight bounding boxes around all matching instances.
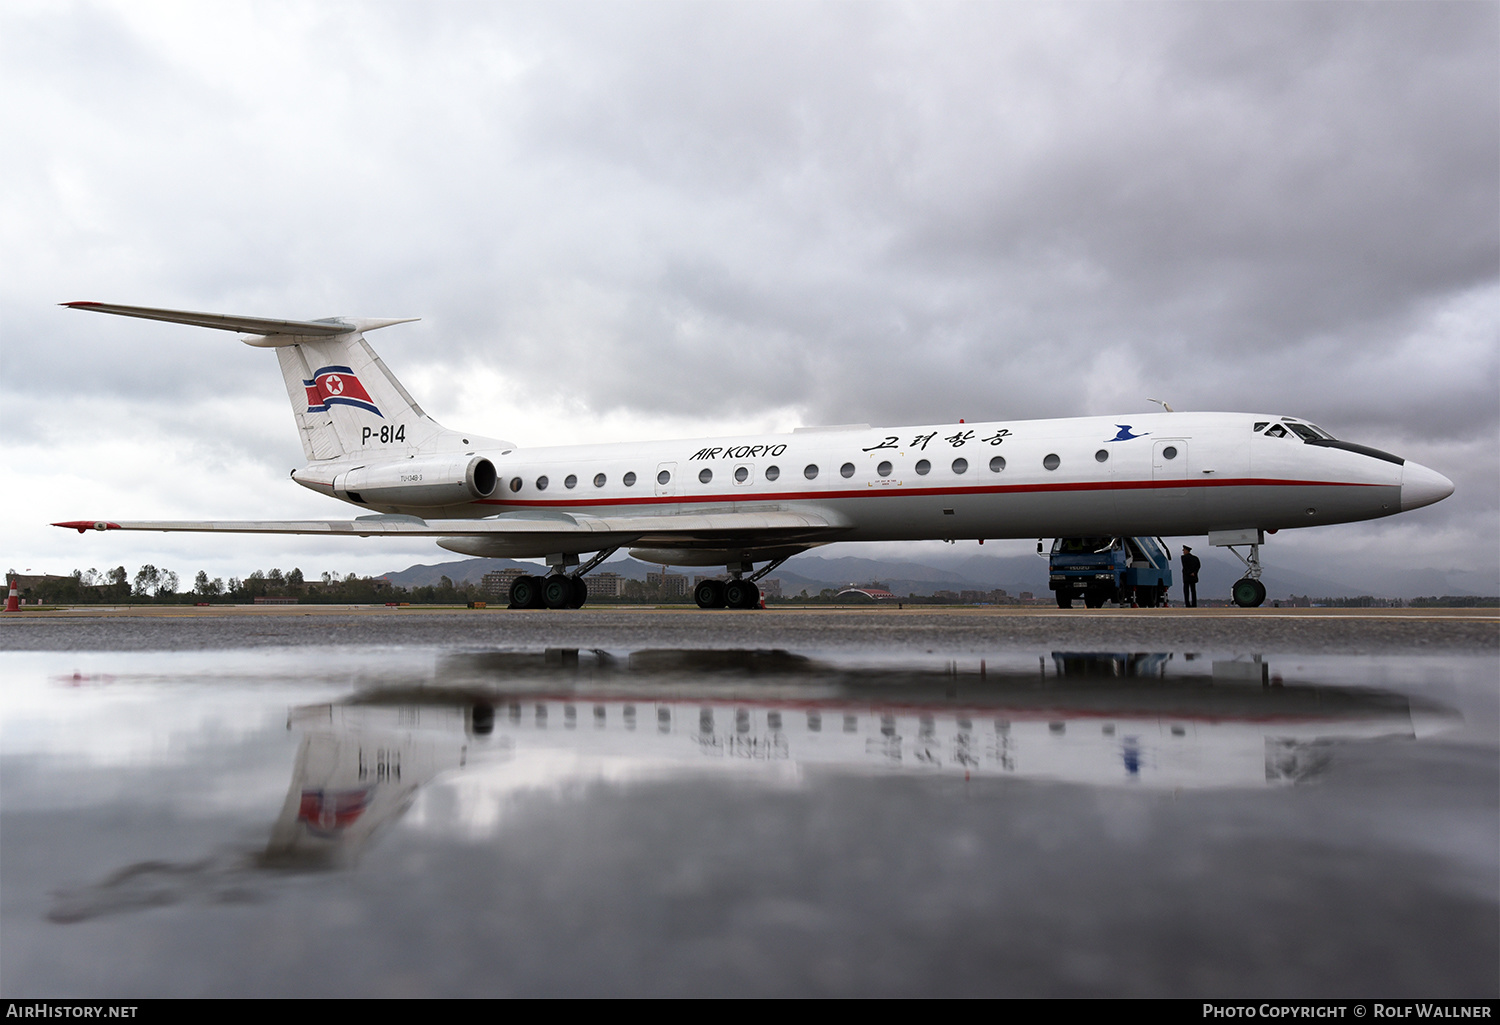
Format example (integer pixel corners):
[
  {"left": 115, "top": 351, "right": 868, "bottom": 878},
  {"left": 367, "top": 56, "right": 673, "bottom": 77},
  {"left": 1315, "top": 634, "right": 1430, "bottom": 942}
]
[{"left": 472, "top": 476, "right": 1382, "bottom": 510}]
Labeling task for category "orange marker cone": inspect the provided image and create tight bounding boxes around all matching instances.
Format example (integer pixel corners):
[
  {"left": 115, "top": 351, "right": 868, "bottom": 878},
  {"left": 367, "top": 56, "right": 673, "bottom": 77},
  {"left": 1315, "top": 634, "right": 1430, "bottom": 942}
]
[{"left": 5, "top": 579, "right": 19, "bottom": 612}]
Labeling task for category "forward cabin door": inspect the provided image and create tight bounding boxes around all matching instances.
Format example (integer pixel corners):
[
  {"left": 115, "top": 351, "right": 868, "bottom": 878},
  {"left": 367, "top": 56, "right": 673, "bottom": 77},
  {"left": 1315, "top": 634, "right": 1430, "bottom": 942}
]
[{"left": 1151, "top": 439, "right": 1200, "bottom": 531}]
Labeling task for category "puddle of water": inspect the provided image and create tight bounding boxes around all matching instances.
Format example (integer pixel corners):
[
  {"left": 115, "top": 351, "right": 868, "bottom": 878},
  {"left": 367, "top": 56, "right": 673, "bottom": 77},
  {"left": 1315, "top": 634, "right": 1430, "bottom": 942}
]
[{"left": 2, "top": 647, "right": 1495, "bottom": 997}]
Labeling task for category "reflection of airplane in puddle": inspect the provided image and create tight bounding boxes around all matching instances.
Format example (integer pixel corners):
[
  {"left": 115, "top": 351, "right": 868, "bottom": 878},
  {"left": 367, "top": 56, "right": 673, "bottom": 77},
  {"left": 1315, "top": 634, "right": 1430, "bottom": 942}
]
[
  {"left": 310, "top": 648, "right": 1449, "bottom": 797},
  {"left": 255, "top": 646, "right": 1467, "bottom": 871},
  {"left": 48, "top": 648, "right": 1456, "bottom": 923}
]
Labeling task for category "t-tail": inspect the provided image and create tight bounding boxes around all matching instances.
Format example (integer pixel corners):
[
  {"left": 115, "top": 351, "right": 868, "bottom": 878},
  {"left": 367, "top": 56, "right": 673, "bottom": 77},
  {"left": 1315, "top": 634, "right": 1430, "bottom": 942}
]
[{"left": 61, "top": 302, "right": 511, "bottom": 508}]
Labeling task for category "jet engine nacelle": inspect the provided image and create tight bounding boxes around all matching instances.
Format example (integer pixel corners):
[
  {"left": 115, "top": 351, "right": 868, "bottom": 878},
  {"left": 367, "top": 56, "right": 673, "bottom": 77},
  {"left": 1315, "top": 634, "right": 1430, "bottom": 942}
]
[{"left": 336, "top": 455, "right": 498, "bottom": 507}]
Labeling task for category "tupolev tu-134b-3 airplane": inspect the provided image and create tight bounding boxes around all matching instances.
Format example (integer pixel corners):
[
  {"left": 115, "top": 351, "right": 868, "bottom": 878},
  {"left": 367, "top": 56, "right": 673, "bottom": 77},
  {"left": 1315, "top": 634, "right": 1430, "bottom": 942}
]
[{"left": 55, "top": 302, "right": 1454, "bottom": 610}]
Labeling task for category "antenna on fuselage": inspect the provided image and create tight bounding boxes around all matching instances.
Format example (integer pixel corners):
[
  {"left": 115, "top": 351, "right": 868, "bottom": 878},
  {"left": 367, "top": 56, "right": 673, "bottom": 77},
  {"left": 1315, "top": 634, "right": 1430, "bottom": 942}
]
[{"left": 1147, "top": 398, "right": 1174, "bottom": 412}]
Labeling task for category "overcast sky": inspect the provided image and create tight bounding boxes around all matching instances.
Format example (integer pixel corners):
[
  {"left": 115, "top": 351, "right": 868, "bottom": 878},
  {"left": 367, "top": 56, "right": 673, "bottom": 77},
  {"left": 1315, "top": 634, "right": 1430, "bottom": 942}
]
[{"left": 2, "top": 1, "right": 1496, "bottom": 594}]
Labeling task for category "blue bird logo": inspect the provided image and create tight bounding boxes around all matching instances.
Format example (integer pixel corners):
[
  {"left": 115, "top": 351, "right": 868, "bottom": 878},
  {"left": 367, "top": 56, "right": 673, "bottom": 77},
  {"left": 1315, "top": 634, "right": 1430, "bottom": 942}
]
[{"left": 1107, "top": 425, "right": 1148, "bottom": 442}]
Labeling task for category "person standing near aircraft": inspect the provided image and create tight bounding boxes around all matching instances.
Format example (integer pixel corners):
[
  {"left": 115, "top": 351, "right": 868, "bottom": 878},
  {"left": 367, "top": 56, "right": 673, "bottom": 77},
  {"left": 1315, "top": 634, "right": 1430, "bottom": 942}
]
[{"left": 1180, "top": 546, "right": 1201, "bottom": 608}]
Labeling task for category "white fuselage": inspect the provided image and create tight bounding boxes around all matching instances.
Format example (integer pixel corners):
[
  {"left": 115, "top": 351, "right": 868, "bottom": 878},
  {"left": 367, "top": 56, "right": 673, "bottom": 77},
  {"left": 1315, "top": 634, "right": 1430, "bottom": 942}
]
[{"left": 297, "top": 411, "right": 1443, "bottom": 562}]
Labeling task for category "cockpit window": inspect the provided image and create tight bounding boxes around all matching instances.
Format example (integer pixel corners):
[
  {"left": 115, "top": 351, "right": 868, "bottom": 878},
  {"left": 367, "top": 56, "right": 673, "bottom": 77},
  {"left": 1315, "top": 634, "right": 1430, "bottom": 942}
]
[
  {"left": 1306, "top": 423, "right": 1334, "bottom": 439},
  {"left": 1253, "top": 422, "right": 1269, "bottom": 432},
  {"left": 1264, "top": 424, "right": 1288, "bottom": 438},
  {"left": 1286, "top": 424, "right": 1321, "bottom": 442}
]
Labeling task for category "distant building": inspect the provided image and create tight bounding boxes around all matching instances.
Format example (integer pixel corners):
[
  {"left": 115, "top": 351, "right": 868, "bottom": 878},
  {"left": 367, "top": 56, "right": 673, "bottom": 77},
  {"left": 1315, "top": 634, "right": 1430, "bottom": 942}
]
[
  {"left": 835, "top": 585, "right": 896, "bottom": 601},
  {"left": 647, "top": 571, "right": 688, "bottom": 597},
  {"left": 481, "top": 568, "right": 527, "bottom": 598},
  {"left": 760, "top": 578, "right": 782, "bottom": 598},
  {"left": 590, "top": 572, "right": 624, "bottom": 598}
]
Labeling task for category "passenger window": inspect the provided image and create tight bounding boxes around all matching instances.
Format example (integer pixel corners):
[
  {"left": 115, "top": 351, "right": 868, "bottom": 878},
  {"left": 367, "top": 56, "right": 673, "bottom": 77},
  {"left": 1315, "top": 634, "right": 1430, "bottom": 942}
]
[
  {"left": 1161, "top": 446, "right": 1178, "bottom": 459},
  {"left": 1095, "top": 449, "right": 1109, "bottom": 463},
  {"left": 657, "top": 470, "right": 671, "bottom": 485},
  {"left": 952, "top": 458, "right": 968, "bottom": 474},
  {"left": 915, "top": 459, "right": 930, "bottom": 475},
  {"left": 536, "top": 475, "right": 549, "bottom": 490},
  {"left": 804, "top": 464, "right": 819, "bottom": 480},
  {"left": 765, "top": 465, "right": 780, "bottom": 481},
  {"left": 1043, "top": 454, "right": 1060, "bottom": 470},
  {"left": 699, "top": 468, "right": 713, "bottom": 483},
  {"left": 840, "top": 462, "right": 855, "bottom": 478},
  {"left": 564, "top": 474, "right": 578, "bottom": 489},
  {"left": 734, "top": 466, "right": 749, "bottom": 483},
  {"left": 623, "top": 471, "right": 637, "bottom": 486},
  {"left": 509, "top": 477, "right": 522, "bottom": 492},
  {"left": 593, "top": 473, "right": 606, "bottom": 487},
  {"left": 989, "top": 456, "right": 1005, "bottom": 472},
  {"left": 876, "top": 460, "right": 892, "bottom": 477}
]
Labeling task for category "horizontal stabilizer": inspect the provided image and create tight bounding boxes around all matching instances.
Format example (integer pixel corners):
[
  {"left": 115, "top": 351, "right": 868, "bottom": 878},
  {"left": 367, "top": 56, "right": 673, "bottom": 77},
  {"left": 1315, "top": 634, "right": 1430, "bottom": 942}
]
[{"left": 62, "top": 302, "right": 418, "bottom": 338}]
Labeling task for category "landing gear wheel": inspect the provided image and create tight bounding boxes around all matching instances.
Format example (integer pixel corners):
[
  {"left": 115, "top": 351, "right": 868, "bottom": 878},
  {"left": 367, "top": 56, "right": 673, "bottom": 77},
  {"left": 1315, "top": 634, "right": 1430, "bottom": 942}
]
[
  {"left": 508, "top": 575, "right": 543, "bottom": 609},
  {"left": 694, "top": 579, "right": 726, "bottom": 609},
  {"left": 542, "top": 574, "right": 573, "bottom": 609},
  {"left": 1232, "top": 578, "right": 1267, "bottom": 608},
  {"left": 567, "top": 577, "right": 588, "bottom": 609},
  {"left": 724, "top": 579, "right": 760, "bottom": 609},
  {"left": 1055, "top": 590, "right": 1073, "bottom": 609}
]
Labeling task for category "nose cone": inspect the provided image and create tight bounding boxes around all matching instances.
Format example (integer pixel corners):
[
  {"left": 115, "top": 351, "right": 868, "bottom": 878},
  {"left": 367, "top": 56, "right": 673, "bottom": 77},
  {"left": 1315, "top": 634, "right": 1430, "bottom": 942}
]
[{"left": 1401, "top": 461, "right": 1455, "bottom": 511}]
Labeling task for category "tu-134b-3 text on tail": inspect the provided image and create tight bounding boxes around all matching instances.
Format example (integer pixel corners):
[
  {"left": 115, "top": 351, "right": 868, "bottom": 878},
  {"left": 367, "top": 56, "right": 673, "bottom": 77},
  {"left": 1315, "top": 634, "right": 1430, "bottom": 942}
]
[{"left": 54, "top": 302, "right": 1454, "bottom": 609}]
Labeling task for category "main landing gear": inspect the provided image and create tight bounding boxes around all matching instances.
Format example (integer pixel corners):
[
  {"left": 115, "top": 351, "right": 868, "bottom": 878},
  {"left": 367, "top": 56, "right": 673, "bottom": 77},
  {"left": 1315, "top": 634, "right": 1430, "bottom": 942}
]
[
  {"left": 693, "top": 556, "right": 790, "bottom": 610},
  {"left": 507, "top": 548, "right": 616, "bottom": 610}
]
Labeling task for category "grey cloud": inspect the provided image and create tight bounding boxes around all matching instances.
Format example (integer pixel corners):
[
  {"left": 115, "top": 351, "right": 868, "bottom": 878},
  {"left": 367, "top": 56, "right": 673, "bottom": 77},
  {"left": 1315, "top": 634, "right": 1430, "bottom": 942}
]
[{"left": 1, "top": 1, "right": 1493, "bottom": 582}]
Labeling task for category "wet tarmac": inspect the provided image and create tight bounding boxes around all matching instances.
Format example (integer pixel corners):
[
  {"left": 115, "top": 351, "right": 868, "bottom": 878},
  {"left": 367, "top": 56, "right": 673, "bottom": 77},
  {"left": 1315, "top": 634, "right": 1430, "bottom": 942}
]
[{"left": 1, "top": 610, "right": 1495, "bottom": 996}]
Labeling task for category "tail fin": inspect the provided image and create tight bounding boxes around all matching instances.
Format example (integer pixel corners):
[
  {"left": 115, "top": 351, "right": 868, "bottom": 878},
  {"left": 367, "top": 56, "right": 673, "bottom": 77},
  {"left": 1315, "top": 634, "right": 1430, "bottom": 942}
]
[
  {"left": 63, "top": 302, "right": 508, "bottom": 461},
  {"left": 269, "top": 331, "right": 450, "bottom": 460}
]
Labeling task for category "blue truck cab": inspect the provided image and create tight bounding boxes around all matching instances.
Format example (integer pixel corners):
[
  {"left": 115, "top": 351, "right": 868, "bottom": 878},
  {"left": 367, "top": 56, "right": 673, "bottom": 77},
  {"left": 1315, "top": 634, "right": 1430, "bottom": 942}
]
[{"left": 1048, "top": 536, "right": 1174, "bottom": 608}]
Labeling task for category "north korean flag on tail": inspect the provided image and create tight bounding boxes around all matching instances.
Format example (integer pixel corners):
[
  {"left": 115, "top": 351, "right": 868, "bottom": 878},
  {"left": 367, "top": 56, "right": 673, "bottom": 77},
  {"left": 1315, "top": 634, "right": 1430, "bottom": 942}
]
[{"left": 302, "top": 365, "right": 382, "bottom": 417}]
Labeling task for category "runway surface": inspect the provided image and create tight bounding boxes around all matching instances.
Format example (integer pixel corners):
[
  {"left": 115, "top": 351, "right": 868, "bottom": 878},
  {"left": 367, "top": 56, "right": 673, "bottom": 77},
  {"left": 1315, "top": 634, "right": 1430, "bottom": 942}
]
[
  {"left": 1, "top": 607, "right": 1495, "bottom": 997},
  {"left": 3, "top": 604, "right": 1496, "bottom": 654}
]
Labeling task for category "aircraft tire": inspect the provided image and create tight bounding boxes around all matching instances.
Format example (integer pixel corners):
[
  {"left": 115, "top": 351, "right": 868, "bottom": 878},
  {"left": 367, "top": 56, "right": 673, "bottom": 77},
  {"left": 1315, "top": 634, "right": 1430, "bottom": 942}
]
[
  {"left": 1232, "top": 578, "right": 1267, "bottom": 608},
  {"left": 509, "top": 575, "right": 543, "bottom": 609},
  {"left": 695, "top": 579, "right": 726, "bottom": 609},
  {"left": 725, "top": 579, "right": 759, "bottom": 609},
  {"left": 542, "top": 574, "right": 573, "bottom": 609},
  {"left": 567, "top": 577, "right": 588, "bottom": 609},
  {"left": 1055, "top": 590, "right": 1072, "bottom": 609}
]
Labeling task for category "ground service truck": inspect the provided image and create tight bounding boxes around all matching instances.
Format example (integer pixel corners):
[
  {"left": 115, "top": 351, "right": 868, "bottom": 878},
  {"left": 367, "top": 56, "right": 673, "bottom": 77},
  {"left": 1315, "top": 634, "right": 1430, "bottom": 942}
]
[{"left": 1048, "top": 536, "right": 1174, "bottom": 608}]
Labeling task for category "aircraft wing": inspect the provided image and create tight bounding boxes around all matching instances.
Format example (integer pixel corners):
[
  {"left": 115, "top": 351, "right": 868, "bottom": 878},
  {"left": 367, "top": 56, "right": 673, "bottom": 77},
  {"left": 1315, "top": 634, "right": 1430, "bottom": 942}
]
[{"left": 52, "top": 509, "right": 845, "bottom": 550}]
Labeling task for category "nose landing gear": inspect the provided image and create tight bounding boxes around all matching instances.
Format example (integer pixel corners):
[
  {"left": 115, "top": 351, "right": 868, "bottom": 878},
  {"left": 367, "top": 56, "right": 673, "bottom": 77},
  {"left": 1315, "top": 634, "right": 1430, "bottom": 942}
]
[{"left": 1211, "top": 529, "right": 1268, "bottom": 608}]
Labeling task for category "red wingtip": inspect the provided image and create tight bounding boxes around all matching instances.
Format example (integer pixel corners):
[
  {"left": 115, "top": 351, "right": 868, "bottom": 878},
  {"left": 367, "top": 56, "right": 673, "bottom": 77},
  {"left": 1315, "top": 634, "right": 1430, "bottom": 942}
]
[
  {"left": 61, "top": 301, "right": 102, "bottom": 308},
  {"left": 52, "top": 520, "right": 117, "bottom": 533}
]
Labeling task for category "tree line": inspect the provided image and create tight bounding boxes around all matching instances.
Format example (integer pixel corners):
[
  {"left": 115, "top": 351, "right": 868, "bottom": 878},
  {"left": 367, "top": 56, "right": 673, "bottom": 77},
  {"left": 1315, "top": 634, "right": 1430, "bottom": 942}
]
[{"left": 14, "top": 566, "right": 487, "bottom": 605}]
